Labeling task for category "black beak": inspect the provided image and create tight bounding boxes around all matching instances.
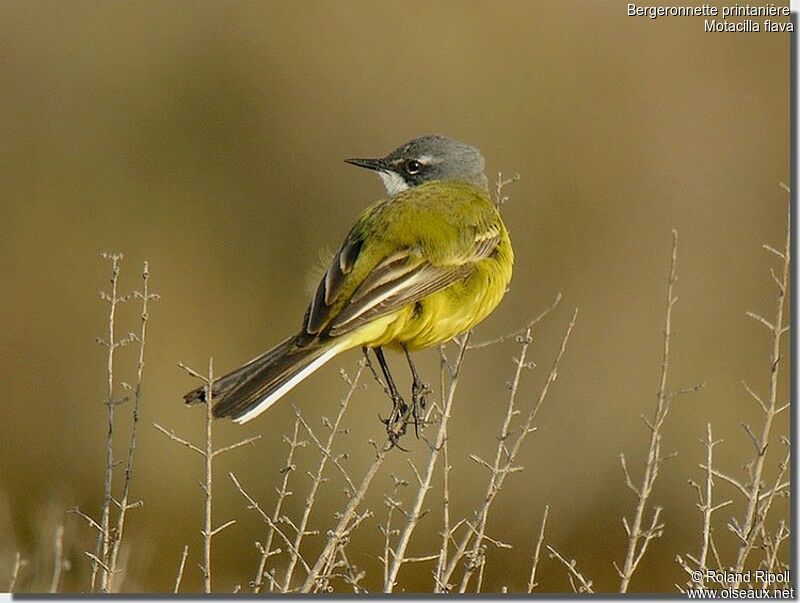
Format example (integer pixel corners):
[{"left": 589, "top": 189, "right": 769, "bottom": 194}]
[{"left": 344, "top": 157, "right": 386, "bottom": 171}]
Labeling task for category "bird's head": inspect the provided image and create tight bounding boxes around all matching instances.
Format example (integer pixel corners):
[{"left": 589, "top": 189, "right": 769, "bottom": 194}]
[{"left": 345, "top": 134, "right": 488, "bottom": 195}]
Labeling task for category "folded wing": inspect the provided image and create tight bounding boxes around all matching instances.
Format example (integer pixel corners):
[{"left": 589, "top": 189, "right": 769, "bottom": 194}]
[{"left": 302, "top": 227, "right": 500, "bottom": 342}]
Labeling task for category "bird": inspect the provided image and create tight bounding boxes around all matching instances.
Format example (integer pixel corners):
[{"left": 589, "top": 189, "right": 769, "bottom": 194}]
[{"left": 184, "top": 134, "right": 514, "bottom": 436}]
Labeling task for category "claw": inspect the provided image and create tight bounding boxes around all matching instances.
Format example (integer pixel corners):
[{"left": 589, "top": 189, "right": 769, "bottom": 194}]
[{"left": 369, "top": 345, "right": 434, "bottom": 447}]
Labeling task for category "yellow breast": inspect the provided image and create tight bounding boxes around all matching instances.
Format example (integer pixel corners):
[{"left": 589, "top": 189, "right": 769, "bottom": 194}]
[{"left": 356, "top": 226, "right": 514, "bottom": 351}]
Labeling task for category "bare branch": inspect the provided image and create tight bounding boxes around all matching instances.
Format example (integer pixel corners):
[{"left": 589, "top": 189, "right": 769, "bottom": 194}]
[
  {"left": 92, "top": 252, "right": 123, "bottom": 592},
  {"left": 547, "top": 546, "right": 594, "bottom": 593},
  {"left": 467, "top": 293, "right": 562, "bottom": 350},
  {"left": 762, "top": 244, "right": 784, "bottom": 260},
  {"left": 445, "top": 308, "right": 578, "bottom": 592},
  {"left": 201, "top": 359, "right": 214, "bottom": 593},
  {"left": 281, "top": 361, "right": 364, "bottom": 592},
  {"left": 619, "top": 454, "right": 641, "bottom": 496},
  {"left": 527, "top": 505, "right": 549, "bottom": 592},
  {"left": 434, "top": 347, "right": 454, "bottom": 591},
  {"left": 173, "top": 545, "right": 189, "bottom": 594},
  {"left": 745, "top": 311, "right": 775, "bottom": 332},
  {"left": 208, "top": 519, "right": 237, "bottom": 537},
  {"left": 153, "top": 424, "right": 205, "bottom": 457},
  {"left": 108, "top": 261, "right": 158, "bottom": 590},
  {"left": 493, "top": 171, "right": 520, "bottom": 207},
  {"left": 230, "top": 473, "right": 312, "bottom": 579},
  {"left": 729, "top": 199, "right": 790, "bottom": 587},
  {"left": 69, "top": 507, "right": 107, "bottom": 537},
  {"left": 384, "top": 335, "right": 471, "bottom": 592},
  {"left": 740, "top": 423, "right": 762, "bottom": 455},
  {"left": 253, "top": 417, "right": 302, "bottom": 593},
  {"left": 618, "top": 230, "right": 697, "bottom": 593},
  {"left": 213, "top": 435, "right": 261, "bottom": 458},
  {"left": 741, "top": 380, "right": 767, "bottom": 413},
  {"left": 700, "top": 466, "right": 748, "bottom": 498},
  {"left": 85, "top": 551, "right": 112, "bottom": 575},
  {"left": 178, "top": 361, "right": 208, "bottom": 383},
  {"left": 688, "top": 424, "right": 724, "bottom": 584},
  {"left": 300, "top": 437, "right": 393, "bottom": 592},
  {"left": 295, "top": 409, "right": 357, "bottom": 497}
]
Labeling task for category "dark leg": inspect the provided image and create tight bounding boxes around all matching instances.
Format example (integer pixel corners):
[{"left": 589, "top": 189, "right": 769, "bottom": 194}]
[
  {"left": 402, "top": 344, "right": 432, "bottom": 438},
  {"left": 373, "top": 347, "right": 410, "bottom": 445},
  {"left": 374, "top": 347, "right": 402, "bottom": 406},
  {"left": 362, "top": 346, "right": 395, "bottom": 403}
]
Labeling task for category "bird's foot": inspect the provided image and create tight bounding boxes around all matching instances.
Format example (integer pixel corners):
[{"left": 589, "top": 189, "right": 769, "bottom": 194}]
[
  {"left": 410, "top": 380, "right": 432, "bottom": 438},
  {"left": 378, "top": 378, "right": 432, "bottom": 446},
  {"left": 380, "top": 395, "right": 410, "bottom": 446}
]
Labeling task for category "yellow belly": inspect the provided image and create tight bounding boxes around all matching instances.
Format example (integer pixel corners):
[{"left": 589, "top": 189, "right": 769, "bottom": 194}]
[{"left": 341, "top": 243, "right": 513, "bottom": 352}]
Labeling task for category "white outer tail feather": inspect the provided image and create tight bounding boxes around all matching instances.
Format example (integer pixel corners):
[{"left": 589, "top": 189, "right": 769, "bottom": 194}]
[{"left": 232, "top": 343, "right": 346, "bottom": 424}]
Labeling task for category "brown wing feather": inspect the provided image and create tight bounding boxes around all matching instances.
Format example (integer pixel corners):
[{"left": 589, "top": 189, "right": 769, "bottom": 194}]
[
  {"left": 350, "top": 250, "right": 419, "bottom": 303},
  {"left": 306, "top": 238, "right": 363, "bottom": 335},
  {"left": 304, "top": 225, "right": 501, "bottom": 341},
  {"left": 327, "top": 263, "right": 470, "bottom": 337}
]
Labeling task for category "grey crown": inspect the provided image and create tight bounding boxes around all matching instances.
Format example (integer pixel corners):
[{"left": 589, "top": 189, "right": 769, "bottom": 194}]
[{"left": 346, "top": 134, "right": 489, "bottom": 190}]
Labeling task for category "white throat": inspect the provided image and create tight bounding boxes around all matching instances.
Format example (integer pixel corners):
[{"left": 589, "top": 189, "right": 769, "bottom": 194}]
[{"left": 378, "top": 170, "right": 410, "bottom": 196}]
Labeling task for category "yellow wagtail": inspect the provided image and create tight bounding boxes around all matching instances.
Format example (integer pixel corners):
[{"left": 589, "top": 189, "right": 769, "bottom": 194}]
[{"left": 185, "top": 135, "right": 514, "bottom": 438}]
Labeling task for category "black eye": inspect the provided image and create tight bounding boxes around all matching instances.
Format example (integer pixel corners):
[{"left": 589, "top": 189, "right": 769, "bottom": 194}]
[{"left": 405, "top": 159, "right": 422, "bottom": 174}]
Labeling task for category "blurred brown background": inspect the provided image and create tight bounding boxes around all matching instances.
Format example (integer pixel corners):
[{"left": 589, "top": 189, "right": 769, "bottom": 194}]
[{"left": 0, "top": 0, "right": 790, "bottom": 594}]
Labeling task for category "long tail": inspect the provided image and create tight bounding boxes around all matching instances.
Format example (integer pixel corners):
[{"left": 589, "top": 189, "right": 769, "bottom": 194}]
[{"left": 184, "top": 335, "right": 344, "bottom": 424}]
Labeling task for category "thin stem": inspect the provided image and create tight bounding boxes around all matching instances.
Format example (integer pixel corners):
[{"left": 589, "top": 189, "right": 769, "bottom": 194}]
[
  {"left": 547, "top": 545, "right": 594, "bottom": 593},
  {"left": 159, "top": 359, "right": 250, "bottom": 594},
  {"left": 281, "top": 362, "right": 364, "bottom": 592},
  {"left": 299, "top": 438, "right": 392, "bottom": 592},
  {"left": 381, "top": 476, "right": 409, "bottom": 588},
  {"left": 527, "top": 505, "right": 549, "bottom": 593},
  {"left": 467, "top": 294, "right": 562, "bottom": 350},
  {"left": 452, "top": 308, "right": 577, "bottom": 592},
  {"left": 230, "top": 473, "right": 311, "bottom": 578},
  {"left": 383, "top": 335, "right": 470, "bottom": 592},
  {"left": 698, "top": 424, "right": 720, "bottom": 577},
  {"left": 433, "top": 344, "right": 452, "bottom": 590},
  {"left": 93, "top": 253, "right": 123, "bottom": 593},
  {"left": 203, "top": 358, "right": 214, "bottom": 593},
  {"left": 618, "top": 231, "right": 684, "bottom": 593},
  {"left": 730, "top": 200, "right": 790, "bottom": 586},
  {"left": 174, "top": 545, "right": 189, "bottom": 593},
  {"left": 108, "top": 261, "right": 156, "bottom": 590},
  {"left": 252, "top": 418, "right": 302, "bottom": 593}
]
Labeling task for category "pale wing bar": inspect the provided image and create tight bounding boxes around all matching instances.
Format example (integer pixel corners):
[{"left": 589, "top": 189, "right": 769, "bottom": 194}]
[
  {"left": 327, "top": 263, "right": 469, "bottom": 337},
  {"left": 327, "top": 229, "right": 501, "bottom": 337},
  {"left": 305, "top": 227, "right": 501, "bottom": 340}
]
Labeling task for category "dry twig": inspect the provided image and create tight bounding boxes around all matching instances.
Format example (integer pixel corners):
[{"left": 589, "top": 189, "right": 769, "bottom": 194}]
[
  {"left": 527, "top": 505, "right": 549, "bottom": 592},
  {"left": 230, "top": 473, "right": 311, "bottom": 579},
  {"left": 547, "top": 545, "right": 594, "bottom": 593},
  {"left": 107, "top": 261, "right": 158, "bottom": 590},
  {"left": 280, "top": 362, "right": 364, "bottom": 591},
  {"left": 91, "top": 253, "right": 125, "bottom": 592},
  {"left": 383, "top": 335, "right": 471, "bottom": 592},
  {"left": 677, "top": 424, "right": 732, "bottom": 588},
  {"left": 441, "top": 307, "right": 577, "bottom": 592},
  {"left": 728, "top": 199, "right": 790, "bottom": 587},
  {"left": 156, "top": 358, "right": 258, "bottom": 593},
  {"left": 617, "top": 231, "right": 703, "bottom": 592},
  {"left": 174, "top": 545, "right": 189, "bottom": 593},
  {"left": 251, "top": 417, "right": 304, "bottom": 593},
  {"left": 299, "top": 438, "right": 392, "bottom": 592}
]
